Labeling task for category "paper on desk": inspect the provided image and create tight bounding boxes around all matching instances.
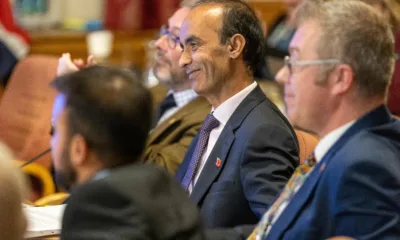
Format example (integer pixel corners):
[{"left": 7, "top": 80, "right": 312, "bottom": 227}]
[{"left": 23, "top": 204, "right": 66, "bottom": 238}]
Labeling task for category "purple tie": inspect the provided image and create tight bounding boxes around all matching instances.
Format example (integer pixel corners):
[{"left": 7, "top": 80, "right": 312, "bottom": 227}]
[{"left": 181, "top": 113, "right": 220, "bottom": 191}]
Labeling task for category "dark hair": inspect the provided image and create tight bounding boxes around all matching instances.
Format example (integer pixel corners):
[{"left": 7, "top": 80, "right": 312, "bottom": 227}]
[
  {"left": 51, "top": 66, "right": 152, "bottom": 168},
  {"left": 194, "top": 0, "right": 265, "bottom": 74}
]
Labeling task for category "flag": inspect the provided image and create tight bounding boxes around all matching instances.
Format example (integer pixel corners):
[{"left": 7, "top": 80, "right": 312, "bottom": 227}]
[{"left": 0, "top": 0, "right": 30, "bottom": 84}]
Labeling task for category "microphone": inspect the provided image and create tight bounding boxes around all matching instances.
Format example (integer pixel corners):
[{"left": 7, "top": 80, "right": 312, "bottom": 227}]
[{"left": 19, "top": 148, "right": 51, "bottom": 168}]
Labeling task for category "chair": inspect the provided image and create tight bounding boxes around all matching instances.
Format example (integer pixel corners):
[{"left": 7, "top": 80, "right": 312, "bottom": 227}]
[
  {"left": 387, "top": 32, "right": 400, "bottom": 115},
  {"left": 0, "top": 55, "right": 58, "bottom": 168},
  {"left": 34, "top": 192, "right": 69, "bottom": 206},
  {"left": 14, "top": 160, "right": 56, "bottom": 201},
  {"left": 295, "top": 130, "right": 319, "bottom": 164}
]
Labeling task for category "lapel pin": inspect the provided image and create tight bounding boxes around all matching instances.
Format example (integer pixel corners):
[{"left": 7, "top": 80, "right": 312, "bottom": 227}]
[{"left": 216, "top": 158, "right": 222, "bottom": 167}]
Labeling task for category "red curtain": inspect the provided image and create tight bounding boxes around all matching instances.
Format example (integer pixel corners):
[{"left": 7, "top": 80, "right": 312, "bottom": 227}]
[{"left": 105, "top": 0, "right": 180, "bottom": 30}]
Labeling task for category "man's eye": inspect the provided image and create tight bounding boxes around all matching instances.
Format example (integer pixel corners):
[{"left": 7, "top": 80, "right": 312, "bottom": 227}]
[{"left": 190, "top": 42, "right": 198, "bottom": 49}]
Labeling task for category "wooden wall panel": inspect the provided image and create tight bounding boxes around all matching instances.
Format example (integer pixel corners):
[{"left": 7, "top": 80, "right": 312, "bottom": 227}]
[{"left": 29, "top": 1, "right": 286, "bottom": 71}]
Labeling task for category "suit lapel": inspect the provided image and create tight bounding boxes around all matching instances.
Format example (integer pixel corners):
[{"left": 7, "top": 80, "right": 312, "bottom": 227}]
[
  {"left": 147, "top": 97, "right": 205, "bottom": 145},
  {"left": 190, "top": 126, "right": 235, "bottom": 204},
  {"left": 267, "top": 105, "right": 393, "bottom": 239},
  {"left": 190, "top": 85, "right": 267, "bottom": 204}
]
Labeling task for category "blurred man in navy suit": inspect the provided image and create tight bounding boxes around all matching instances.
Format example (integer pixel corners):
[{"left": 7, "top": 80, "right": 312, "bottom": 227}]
[{"left": 243, "top": 1, "right": 400, "bottom": 239}]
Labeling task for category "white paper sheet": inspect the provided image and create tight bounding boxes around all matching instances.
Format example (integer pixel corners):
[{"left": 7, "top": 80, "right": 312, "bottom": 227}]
[{"left": 23, "top": 204, "right": 66, "bottom": 238}]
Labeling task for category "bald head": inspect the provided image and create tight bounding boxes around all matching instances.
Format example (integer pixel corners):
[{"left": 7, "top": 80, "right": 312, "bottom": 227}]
[{"left": 0, "top": 144, "right": 27, "bottom": 240}]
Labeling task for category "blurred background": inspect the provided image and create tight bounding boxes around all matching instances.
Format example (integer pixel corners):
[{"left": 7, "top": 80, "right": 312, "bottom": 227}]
[{"left": 15, "top": 0, "right": 288, "bottom": 82}]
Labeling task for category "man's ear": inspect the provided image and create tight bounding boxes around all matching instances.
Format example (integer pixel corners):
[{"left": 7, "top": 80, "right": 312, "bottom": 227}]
[
  {"left": 330, "top": 64, "right": 354, "bottom": 96},
  {"left": 69, "top": 134, "right": 89, "bottom": 167},
  {"left": 228, "top": 34, "right": 246, "bottom": 59}
]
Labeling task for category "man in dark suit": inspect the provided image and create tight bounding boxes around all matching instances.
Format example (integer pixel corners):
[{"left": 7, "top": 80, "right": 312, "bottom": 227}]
[
  {"left": 50, "top": 66, "right": 205, "bottom": 239},
  {"left": 244, "top": 1, "right": 400, "bottom": 239},
  {"left": 175, "top": 0, "right": 299, "bottom": 228},
  {"left": 143, "top": 4, "right": 210, "bottom": 174}
]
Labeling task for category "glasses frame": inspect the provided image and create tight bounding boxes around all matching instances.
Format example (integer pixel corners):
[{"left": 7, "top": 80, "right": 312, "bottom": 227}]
[
  {"left": 160, "top": 25, "right": 181, "bottom": 49},
  {"left": 284, "top": 56, "right": 341, "bottom": 75}
]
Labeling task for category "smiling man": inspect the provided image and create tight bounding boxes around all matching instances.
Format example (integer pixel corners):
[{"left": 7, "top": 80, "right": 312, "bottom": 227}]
[{"left": 175, "top": 0, "right": 299, "bottom": 229}]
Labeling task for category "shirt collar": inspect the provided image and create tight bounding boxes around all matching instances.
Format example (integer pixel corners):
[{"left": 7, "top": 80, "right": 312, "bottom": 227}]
[
  {"left": 92, "top": 169, "right": 110, "bottom": 181},
  {"left": 314, "top": 120, "right": 356, "bottom": 162},
  {"left": 213, "top": 82, "right": 257, "bottom": 126},
  {"left": 167, "top": 89, "right": 198, "bottom": 107}
]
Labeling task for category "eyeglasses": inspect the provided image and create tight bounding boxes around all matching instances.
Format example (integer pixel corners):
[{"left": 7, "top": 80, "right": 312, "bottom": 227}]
[
  {"left": 160, "top": 25, "right": 180, "bottom": 49},
  {"left": 284, "top": 56, "right": 341, "bottom": 75}
]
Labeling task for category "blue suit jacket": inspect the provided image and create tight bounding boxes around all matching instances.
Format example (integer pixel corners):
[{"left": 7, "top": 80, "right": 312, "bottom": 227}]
[
  {"left": 176, "top": 85, "right": 299, "bottom": 228},
  {"left": 266, "top": 105, "right": 400, "bottom": 240}
]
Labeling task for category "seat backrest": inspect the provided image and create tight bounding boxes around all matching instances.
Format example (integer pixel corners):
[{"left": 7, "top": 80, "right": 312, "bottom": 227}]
[
  {"left": 14, "top": 160, "right": 55, "bottom": 201},
  {"left": 0, "top": 55, "right": 58, "bottom": 168},
  {"left": 34, "top": 192, "right": 69, "bottom": 206},
  {"left": 295, "top": 129, "right": 319, "bottom": 164},
  {"left": 387, "top": 32, "right": 400, "bottom": 114}
]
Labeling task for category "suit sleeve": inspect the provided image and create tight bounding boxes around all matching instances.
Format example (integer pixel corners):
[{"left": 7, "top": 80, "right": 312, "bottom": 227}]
[
  {"left": 61, "top": 182, "right": 151, "bottom": 240},
  {"left": 332, "top": 157, "right": 400, "bottom": 239},
  {"left": 240, "top": 122, "right": 299, "bottom": 218},
  {"left": 143, "top": 122, "right": 203, "bottom": 174}
]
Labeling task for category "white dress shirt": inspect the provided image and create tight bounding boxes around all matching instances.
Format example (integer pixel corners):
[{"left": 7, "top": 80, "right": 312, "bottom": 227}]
[
  {"left": 189, "top": 81, "right": 258, "bottom": 193},
  {"left": 314, "top": 120, "right": 355, "bottom": 162},
  {"left": 263, "top": 120, "right": 356, "bottom": 236},
  {"left": 157, "top": 89, "right": 198, "bottom": 125}
]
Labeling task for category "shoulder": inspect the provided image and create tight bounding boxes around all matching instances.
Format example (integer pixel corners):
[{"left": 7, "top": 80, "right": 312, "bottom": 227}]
[
  {"left": 336, "top": 122, "right": 400, "bottom": 167},
  {"left": 239, "top": 98, "right": 295, "bottom": 140},
  {"left": 325, "top": 122, "right": 400, "bottom": 188}
]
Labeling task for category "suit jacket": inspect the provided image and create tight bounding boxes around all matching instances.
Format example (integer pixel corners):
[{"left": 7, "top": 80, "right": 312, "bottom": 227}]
[
  {"left": 61, "top": 164, "right": 205, "bottom": 240},
  {"left": 176, "top": 85, "right": 299, "bottom": 229},
  {"left": 143, "top": 85, "right": 211, "bottom": 174},
  {"left": 264, "top": 105, "right": 400, "bottom": 240}
]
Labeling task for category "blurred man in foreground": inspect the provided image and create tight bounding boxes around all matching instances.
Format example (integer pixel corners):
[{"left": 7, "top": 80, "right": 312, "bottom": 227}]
[
  {"left": 246, "top": 1, "right": 400, "bottom": 239},
  {"left": 51, "top": 66, "right": 205, "bottom": 239}
]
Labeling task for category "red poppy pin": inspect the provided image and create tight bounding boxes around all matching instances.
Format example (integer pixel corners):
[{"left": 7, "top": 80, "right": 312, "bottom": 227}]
[{"left": 216, "top": 158, "right": 222, "bottom": 167}]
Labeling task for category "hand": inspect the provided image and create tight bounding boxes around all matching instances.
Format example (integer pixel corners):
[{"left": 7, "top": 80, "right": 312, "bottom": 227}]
[
  {"left": 72, "top": 55, "right": 97, "bottom": 69},
  {"left": 57, "top": 53, "right": 96, "bottom": 76}
]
